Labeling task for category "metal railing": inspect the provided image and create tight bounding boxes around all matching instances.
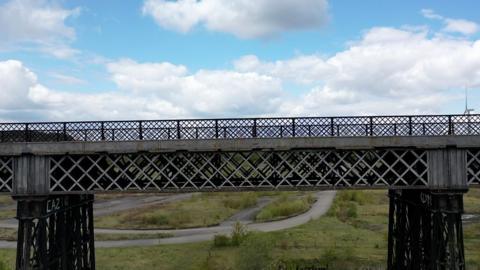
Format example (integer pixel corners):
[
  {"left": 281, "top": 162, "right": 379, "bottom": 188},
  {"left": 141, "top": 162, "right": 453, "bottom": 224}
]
[{"left": 0, "top": 114, "right": 479, "bottom": 143}]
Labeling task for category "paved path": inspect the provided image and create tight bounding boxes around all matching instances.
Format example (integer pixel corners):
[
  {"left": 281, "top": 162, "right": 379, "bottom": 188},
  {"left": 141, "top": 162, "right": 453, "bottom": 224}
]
[
  {"left": 0, "top": 191, "right": 336, "bottom": 248},
  {"left": 94, "top": 193, "right": 194, "bottom": 217},
  {"left": 0, "top": 193, "right": 195, "bottom": 228}
]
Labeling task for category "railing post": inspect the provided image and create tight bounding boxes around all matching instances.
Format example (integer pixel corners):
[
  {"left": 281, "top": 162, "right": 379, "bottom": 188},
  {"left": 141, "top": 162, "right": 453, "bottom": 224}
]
[
  {"left": 139, "top": 121, "right": 143, "bottom": 140},
  {"left": 369, "top": 116, "right": 373, "bottom": 136},
  {"left": 448, "top": 115, "right": 453, "bottom": 135},
  {"left": 177, "top": 120, "right": 181, "bottom": 139},
  {"left": 408, "top": 116, "right": 413, "bottom": 136},
  {"left": 25, "top": 123, "right": 30, "bottom": 142},
  {"left": 330, "top": 118, "right": 334, "bottom": 136},
  {"left": 292, "top": 118, "right": 296, "bottom": 137},
  {"left": 63, "top": 123, "right": 67, "bottom": 141},
  {"left": 101, "top": 122, "right": 105, "bottom": 141},
  {"left": 253, "top": 119, "right": 257, "bottom": 138},
  {"left": 215, "top": 119, "right": 219, "bottom": 139}
]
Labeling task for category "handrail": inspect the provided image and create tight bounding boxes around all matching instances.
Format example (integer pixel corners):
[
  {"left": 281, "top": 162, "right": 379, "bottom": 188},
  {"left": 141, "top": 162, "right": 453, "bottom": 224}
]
[{"left": 0, "top": 114, "right": 479, "bottom": 143}]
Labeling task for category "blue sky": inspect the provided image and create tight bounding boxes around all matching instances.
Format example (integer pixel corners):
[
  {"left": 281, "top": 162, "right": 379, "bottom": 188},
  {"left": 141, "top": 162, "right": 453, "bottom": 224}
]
[{"left": 0, "top": 0, "right": 479, "bottom": 121}]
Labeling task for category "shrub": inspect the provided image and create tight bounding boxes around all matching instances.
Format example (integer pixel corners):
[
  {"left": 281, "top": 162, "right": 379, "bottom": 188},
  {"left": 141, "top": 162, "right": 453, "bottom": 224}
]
[
  {"left": 337, "top": 190, "right": 371, "bottom": 205},
  {"left": 306, "top": 194, "right": 316, "bottom": 204},
  {"left": 231, "top": 222, "right": 248, "bottom": 246},
  {"left": 140, "top": 214, "right": 168, "bottom": 226},
  {"left": 346, "top": 202, "right": 358, "bottom": 219},
  {"left": 213, "top": 234, "right": 231, "bottom": 247},
  {"left": 256, "top": 195, "right": 313, "bottom": 221}
]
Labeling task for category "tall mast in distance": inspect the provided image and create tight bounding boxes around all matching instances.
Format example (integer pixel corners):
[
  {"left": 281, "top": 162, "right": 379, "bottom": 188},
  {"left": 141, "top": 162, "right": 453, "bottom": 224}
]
[{"left": 464, "top": 86, "right": 474, "bottom": 115}]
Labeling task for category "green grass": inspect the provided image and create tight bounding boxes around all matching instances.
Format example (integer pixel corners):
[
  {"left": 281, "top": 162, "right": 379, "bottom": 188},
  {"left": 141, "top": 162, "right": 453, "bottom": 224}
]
[
  {"left": 94, "top": 233, "right": 172, "bottom": 241},
  {"left": 0, "top": 196, "right": 15, "bottom": 220},
  {"left": 0, "top": 228, "right": 16, "bottom": 241},
  {"left": 0, "top": 197, "right": 13, "bottom": 206},
  {"left": 0, "top": 189, "right": 478, "bottom": 269},
  {"left": 95, "top": 192, "right": 258, "bottom": 229},
  {"left": 256, "top": 193, "right": 316, "bottom": 221},
  {"left": 0, "top": 210, "right": 15, "bottom": 220}
]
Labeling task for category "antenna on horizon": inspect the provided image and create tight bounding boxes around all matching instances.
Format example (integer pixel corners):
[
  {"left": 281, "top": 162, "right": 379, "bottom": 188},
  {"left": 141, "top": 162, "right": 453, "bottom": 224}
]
[{"left": 464, "top": 86, "right": 474, "bottom": 115}]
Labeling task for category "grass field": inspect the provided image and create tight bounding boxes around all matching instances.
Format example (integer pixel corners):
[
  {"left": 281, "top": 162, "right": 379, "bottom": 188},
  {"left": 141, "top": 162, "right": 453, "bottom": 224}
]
[
  {"left": 255, "top": 193, "right": 316, "bottom": 221},
  {"left": 95, "top": 192, "right": 259, "bottom": 229},
  {"left": 0, "top": 189, "right": 478, "bottom": 269}
]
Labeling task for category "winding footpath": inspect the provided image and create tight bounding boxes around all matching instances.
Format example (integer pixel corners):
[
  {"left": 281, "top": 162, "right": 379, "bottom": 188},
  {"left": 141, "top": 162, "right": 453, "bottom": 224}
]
[{"left": 0, "top": 191, "right": 335, "bottom": 248}]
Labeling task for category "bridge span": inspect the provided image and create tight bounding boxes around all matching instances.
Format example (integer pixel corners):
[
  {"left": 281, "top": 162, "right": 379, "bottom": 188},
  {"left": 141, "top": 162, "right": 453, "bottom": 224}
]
[{"left": 0, "top": 114, "right": 479, "bottom": 270}]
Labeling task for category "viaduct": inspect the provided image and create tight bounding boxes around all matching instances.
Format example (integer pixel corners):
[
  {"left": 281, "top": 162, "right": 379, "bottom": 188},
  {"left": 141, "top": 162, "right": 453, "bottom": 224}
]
[{"left": 0, "top": 114, "right": 479, "bottom": 269}]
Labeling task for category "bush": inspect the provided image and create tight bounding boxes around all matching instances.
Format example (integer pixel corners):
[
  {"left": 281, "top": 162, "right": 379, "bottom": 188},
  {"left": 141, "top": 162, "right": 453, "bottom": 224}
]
[
  {"left": 329, "top": 191, "right": 362, "bottom": 222},
  {"left": 212, "top": 222, "right": 248, "bottom": 247},
  {"left": 256, "top": 195, "right": 313, "bottom": 221},
  {"left": 346, "top": 202, "right": 358, "bottom": 219},
  {"left": 337, "top": 190, "right": 371, "bottom": 205},
  {"left": 231, "top": 222, "right": 248, "bottom": 246},
  {"left": 140, "top": 214, "right": 169, "bottom": 226},
  {"left": 213, "top": 234, "right": 231, "bottom": 247}
]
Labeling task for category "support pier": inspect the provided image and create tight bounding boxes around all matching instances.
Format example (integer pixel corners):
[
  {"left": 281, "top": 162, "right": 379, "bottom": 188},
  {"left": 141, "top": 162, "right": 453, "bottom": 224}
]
[
  {"left": 15, "top": 195, "right": 95, "bottom": 270},
  {"left": 388, "top": 190, "right": 466, "bottom": 270}
]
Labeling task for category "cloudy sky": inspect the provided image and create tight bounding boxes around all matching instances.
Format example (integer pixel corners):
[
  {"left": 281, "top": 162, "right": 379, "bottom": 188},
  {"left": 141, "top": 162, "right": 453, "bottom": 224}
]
[{"left": 0, "top": 0, "right": 479, "bottom": 121}]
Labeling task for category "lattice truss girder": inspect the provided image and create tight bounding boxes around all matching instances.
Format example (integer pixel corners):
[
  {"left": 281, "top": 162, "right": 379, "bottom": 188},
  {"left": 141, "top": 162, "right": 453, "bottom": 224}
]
[
  {"left": 50, "top": 149, "right": 429, "bottom": 192},
  {"left": 0, "top": 157, "right": 13, "bottom": 192},
  {"left": 467, "top": 149, "right": 480, "bottom": 185}
]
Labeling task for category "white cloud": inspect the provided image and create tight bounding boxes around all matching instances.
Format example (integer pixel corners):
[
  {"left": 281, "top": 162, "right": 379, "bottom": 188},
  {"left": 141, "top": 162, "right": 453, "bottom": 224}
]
[
  {"left": 444, "top": 18, "right": 479, "bottom": 35},
  {"left": 49, "top": 72, "right": 86, "bottom": 85},
  {"left": 234, "top": 54, "right": 333, "bottom": 84},
  {"left": 107, "top": 59, "right": 284, "bottom": 116},
  {"left": 234, "top": 27, "right": 480, "bottom": 115},
  {"left": 0, "top": 60, "right": 39, "bottom": 110},
  {"left": 421, "top": 9, "right": 479, "bottom": 35},
  {"left": 142, "top": 0, "right": 329, "bottom": 38},
  {"left": 0, "top": 59, "right": 284, "bottom": 120},
  {"left": 0, "top": 0, "right": 80, "bottom": 58},
  {"left": 421, "top": 9, "right": 443, "bottom": 20},
  {"left": 2, "top": 23, "right": 480, "bottom": 121}
]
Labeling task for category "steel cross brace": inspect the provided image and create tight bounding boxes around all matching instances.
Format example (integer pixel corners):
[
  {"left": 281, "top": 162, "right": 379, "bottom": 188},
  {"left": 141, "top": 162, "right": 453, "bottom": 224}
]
[
  {"left": 15, "top": 195, "right": 95, "bottom": 270},
  {"left": 387, "top": 189, "right": 465, "bottom": 270}
]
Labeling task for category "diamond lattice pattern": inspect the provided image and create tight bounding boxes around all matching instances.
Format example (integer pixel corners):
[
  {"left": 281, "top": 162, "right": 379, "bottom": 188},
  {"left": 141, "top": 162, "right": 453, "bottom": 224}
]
[{"left": 50, "top": 149, "right": 428, "bottom": 192}]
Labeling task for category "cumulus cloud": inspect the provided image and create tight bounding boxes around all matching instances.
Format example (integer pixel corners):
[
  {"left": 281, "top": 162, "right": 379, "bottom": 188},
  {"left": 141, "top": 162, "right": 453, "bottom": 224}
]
[
  {"left": 443, "top": 18, "right": 479, "bottom": 35},
  {"left": 2, "top": 23, "right": 480, "bottom": 121},
  {"left": 107, "top": 59, "right": 284, "bottom": 116},
  {"left": 234, "top": 27, "right": 480, "bottom": 115},
  {"left": 0, "top": 60, "right": 39, "bottom": 110},
  {"left": 142, "top": 0, "right": 329, "bottom": 38},
  {"left": 0, "top": 59, "right": 284, "bottom": 120},
  {"left": 421, "top": 9, "right": 479, "bottom": 35},
  {"left": 0, "top": 60, "right": 186, "bottom": 121},
  {"left": 48, "top": 72, "right": 86, "bottom": 85},
  {"left": 0, "top": 0, "right": 80, "bottom": 58}
]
